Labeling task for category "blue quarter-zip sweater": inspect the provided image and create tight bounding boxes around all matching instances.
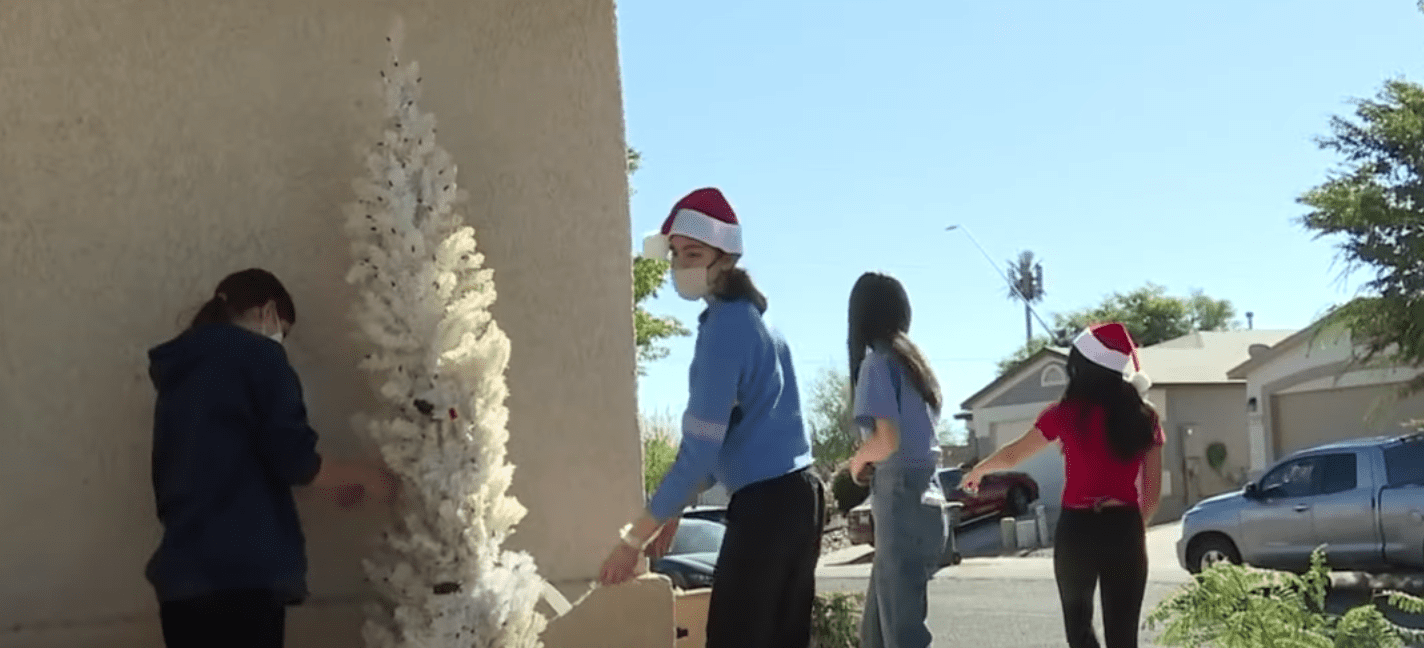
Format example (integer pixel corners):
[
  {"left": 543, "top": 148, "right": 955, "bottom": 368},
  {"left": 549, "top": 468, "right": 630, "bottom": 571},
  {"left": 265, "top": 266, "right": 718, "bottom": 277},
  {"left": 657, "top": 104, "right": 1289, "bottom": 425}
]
[
  {"left": 647, "top": 298, "right": 814, "bottom": 522},
  {"left": 145, "top": 323, "right": 323, "bottom": 603}
]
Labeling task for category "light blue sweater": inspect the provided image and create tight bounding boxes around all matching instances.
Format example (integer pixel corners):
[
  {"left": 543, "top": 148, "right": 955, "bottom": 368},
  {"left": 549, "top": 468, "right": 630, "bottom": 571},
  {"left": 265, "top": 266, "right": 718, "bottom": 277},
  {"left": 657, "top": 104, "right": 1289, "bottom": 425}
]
[{"left": 647, "top": 298, "right": 814, "bottom": 521}]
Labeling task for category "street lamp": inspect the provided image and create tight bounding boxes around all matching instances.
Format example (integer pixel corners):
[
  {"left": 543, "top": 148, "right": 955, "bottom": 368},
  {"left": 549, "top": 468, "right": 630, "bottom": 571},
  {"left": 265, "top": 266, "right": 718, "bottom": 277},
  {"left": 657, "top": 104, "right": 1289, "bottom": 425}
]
[{"left": 944, "top": 225, "right": 1059, "bottom": 340}]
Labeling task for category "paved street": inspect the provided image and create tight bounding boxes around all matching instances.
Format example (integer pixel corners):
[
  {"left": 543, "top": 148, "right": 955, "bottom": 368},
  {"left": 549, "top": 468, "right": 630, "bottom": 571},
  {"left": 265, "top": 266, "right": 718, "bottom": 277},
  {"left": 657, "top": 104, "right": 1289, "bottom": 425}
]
[
  {"left": 818, "top": 574, "right": 1183, "bottom": 647},
  {"left": 818, "top": 520, "right": 1424, "bottom": 646}
]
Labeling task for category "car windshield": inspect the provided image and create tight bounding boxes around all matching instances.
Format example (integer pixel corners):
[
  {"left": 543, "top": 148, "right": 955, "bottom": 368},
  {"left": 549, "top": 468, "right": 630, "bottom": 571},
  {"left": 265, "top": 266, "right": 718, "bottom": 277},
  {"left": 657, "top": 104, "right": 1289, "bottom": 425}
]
[
  {"left": 938, "top": 468, "right": 963, "bottom": 492},
  {"left": 669, "top": 519, "right": 726, "bottom": 555}
]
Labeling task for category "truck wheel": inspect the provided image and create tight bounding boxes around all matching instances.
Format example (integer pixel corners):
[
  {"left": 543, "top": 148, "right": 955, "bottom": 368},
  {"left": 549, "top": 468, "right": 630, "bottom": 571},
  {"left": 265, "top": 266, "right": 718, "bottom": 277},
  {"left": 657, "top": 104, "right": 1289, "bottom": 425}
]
[
  {"left": 1007, "top": 486, "right": 1031, "bottom": 516},
  {"left": 1186, "top": 535, "right": 1241, "bottom": 574}
]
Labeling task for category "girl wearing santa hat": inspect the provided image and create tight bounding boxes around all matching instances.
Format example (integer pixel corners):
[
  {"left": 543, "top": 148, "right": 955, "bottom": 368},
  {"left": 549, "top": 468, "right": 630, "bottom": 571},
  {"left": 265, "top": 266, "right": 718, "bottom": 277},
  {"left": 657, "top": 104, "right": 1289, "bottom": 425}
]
[
  {"left": 598, "top": 188, "right": 824, "bottom": 648},
  {"left": 845, "top": 272, "right": 948, "bottom": 648},
  {"left": 962, "top": 322, "right": 1164, "bottom": 648}
]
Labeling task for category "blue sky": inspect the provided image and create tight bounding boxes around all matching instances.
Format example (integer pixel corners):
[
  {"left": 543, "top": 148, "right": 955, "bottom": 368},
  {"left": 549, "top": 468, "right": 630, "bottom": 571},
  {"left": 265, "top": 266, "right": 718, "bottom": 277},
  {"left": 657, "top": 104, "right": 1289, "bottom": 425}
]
[{"left": 616, "top": 1, "right": 1424, "bottom": 427}]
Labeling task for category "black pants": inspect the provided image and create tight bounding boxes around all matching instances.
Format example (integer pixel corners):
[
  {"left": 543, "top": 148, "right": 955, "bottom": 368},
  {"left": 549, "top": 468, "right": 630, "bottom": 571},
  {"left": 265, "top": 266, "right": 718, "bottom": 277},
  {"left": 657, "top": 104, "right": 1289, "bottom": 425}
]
[
  {"left": 706, "top": 468, "right": 826, "bottom": 648},
  {"left": 1053, "top": 507, "right": 1149, "bottom": 648},
  {"left": 159, "top": 589, "right": 286, "bottom": 648}
]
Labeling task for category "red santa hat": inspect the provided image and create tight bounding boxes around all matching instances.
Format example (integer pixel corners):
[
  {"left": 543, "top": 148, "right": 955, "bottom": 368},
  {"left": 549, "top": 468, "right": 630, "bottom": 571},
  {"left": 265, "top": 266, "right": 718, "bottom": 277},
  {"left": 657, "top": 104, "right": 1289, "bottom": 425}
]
[
  {"left": 1072, "top": 322, "right": 1153, "bottom": 395},
  {"left": 641, "top": 187, "right": 743, "bottom": 260}
]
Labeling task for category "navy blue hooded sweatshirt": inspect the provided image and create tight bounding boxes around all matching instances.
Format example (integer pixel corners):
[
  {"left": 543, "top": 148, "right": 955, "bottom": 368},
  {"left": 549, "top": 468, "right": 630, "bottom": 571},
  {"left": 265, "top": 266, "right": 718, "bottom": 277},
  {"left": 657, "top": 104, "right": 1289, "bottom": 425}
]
[{"left": 145, "top": 323, "right": 323, "bottom": 604}]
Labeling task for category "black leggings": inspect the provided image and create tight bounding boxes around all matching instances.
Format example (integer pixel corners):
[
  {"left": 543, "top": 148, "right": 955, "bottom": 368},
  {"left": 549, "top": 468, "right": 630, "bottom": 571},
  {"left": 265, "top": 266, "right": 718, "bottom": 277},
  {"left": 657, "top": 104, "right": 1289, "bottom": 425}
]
[
  {"left": 706, "top": 468, "right": 826, "bottom": 648},
  {"left": 159, "top": 589, "right": 286, "bottom": 648},
  {"left": 1053, "top": 507, "right": 1148, "bottom": 648}
]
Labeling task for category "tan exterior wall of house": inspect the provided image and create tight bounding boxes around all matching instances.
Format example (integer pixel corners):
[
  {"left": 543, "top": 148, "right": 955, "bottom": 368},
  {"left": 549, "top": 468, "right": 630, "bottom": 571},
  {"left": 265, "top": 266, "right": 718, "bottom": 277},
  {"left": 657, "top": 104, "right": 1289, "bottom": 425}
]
[
  {"left": 1241, "top": 329, "right": 1424, "bottom": 470},
  {"left": 1162, "top": 384, "right": 1251, "bottom": 504},
  {"left": 0, "top": 1, "right": 645, "bottom": 646}
]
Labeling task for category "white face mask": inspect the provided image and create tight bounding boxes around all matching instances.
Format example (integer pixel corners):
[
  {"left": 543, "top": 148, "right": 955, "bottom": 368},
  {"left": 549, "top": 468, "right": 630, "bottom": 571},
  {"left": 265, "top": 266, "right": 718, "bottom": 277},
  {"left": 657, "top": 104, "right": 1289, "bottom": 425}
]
[
  {"left": 672, "top": 266, "right": 711, "bottom": 301},
  {"left": 262, "top": 310, "right": 284, "bottom": 344}
]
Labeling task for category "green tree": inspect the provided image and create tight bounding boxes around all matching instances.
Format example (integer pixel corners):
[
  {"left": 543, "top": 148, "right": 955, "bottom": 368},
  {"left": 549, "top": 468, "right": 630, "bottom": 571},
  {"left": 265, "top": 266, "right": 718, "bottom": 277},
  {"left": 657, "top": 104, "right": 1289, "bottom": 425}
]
[
  {"left": 996, "top": 335, "right": 1055, "bottom": 375},
  {"left": 1055, "top": 283, "right": 1237, "bottom": 346},
  {"left": 1298, "top": 79, "right": 1424, "bottom": 397},
  {"left": 633, "top": 256, "right": 690, "bottom": 373},
  {"left": 807, "top": 368, "right": 857, "bottom": 474},
  {"left": 995, "top": 283, "right": 1238, "bottom": 375},
  {"left": 627, "top": 146, "right": 690, "bottom": 375},
  {"left": 638, "top": 411, "right": 679, "bottom": 499},
  {"left": 1146, "top": 546, "right": 1424, "bottom": 648},
  {"left": 1006, "top": 250, "right": 1047, "bottom": 346}
]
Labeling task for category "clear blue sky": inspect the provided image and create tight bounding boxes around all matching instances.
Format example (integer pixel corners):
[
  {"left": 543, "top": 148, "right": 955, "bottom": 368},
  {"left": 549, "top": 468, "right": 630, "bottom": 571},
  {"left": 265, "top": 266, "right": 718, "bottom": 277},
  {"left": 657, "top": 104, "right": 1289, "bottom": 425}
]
[{"left": 616, "top": 1, "right": 1424, "bottom": 427}]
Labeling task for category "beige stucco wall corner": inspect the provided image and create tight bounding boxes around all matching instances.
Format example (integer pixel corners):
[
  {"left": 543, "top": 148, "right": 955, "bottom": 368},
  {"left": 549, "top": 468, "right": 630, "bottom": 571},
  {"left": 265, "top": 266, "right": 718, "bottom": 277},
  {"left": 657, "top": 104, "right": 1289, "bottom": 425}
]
[
  {"left": 542, "top": 574, "right": 676, "bottom": 648},
  {"left": 1, "top": 0, "right": 639, "bottom": 644}
]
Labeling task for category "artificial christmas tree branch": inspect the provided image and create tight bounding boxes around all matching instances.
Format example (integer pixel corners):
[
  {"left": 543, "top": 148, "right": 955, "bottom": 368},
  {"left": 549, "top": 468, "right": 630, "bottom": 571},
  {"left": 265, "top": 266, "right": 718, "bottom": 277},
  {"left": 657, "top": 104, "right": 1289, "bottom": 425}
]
[{"left": 343, "top": 17, "right": 548, "bottom": 647}]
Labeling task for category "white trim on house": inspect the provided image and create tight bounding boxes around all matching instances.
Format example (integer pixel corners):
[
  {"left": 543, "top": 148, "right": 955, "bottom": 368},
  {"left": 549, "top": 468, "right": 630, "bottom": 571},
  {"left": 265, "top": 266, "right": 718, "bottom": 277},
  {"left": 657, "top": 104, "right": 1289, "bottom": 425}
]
[{"left": 1040, "top": 364, "right": 1067, "bottom": 387}]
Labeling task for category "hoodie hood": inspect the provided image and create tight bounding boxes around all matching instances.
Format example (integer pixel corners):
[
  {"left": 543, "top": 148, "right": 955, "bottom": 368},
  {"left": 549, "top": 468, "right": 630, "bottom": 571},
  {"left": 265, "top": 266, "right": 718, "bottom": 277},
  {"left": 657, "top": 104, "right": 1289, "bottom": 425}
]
[{"left": 148, "top": 324, "right": 267, "bottom": 392}]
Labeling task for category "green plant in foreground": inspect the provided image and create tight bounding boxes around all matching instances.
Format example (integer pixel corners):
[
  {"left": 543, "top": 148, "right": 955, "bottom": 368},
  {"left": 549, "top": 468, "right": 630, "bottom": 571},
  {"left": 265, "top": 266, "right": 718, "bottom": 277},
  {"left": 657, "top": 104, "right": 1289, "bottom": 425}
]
[
  {"left": 1146, "top": 546, "right": 1424, "bottom": 648},
  {"left": 811, "top": 591, "right": 865, "bottom": 648}
]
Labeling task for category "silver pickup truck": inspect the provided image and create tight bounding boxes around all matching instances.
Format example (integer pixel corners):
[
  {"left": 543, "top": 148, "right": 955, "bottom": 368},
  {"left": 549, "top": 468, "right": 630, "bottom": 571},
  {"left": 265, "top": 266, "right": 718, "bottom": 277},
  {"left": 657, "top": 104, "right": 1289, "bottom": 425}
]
[{"left": 1178, "top": 433, "right": 1424, "bottom": 574}]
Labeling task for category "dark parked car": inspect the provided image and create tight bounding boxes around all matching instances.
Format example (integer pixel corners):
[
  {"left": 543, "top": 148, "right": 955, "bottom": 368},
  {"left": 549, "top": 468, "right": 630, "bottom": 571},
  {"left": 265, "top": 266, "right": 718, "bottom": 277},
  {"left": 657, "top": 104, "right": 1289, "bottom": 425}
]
[
  {"left": 847, "top": 466, "right": 1039, "bottom": 550},
  {"left": 650, "top": 517, "right": 724, "bottom": 590},
  {"left": 682, "top": 505, "right": 728, "bottom": 525}
]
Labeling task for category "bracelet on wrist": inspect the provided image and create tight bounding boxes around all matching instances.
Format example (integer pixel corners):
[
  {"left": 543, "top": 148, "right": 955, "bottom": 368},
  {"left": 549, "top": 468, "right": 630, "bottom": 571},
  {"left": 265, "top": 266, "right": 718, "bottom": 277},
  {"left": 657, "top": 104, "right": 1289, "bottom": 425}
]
[{"left": 618, "top": 524, "right": 644, "bottom": 550}]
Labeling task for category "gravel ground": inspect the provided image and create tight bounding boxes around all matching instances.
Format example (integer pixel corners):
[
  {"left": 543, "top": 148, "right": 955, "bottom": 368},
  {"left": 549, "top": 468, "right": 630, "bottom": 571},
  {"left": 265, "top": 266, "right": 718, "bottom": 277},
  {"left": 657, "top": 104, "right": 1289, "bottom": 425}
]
[{"left": 821, "top": 515, "right": 853, "bottom": 554}]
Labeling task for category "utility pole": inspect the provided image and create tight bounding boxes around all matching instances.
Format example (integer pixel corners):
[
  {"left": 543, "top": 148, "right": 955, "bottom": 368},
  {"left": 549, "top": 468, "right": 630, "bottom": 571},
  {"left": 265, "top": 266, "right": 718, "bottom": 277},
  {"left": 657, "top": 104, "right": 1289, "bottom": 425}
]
[{"left": 945, "top": 225, "right": 1055, "bottom": 336}]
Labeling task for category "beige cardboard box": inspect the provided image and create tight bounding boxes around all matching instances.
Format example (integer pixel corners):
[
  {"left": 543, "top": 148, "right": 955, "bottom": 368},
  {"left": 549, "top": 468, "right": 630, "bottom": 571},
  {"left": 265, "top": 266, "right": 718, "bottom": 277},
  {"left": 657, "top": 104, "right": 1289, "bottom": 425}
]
[{"left": 673, "top": 588, "right": 711, "bottom": 648}]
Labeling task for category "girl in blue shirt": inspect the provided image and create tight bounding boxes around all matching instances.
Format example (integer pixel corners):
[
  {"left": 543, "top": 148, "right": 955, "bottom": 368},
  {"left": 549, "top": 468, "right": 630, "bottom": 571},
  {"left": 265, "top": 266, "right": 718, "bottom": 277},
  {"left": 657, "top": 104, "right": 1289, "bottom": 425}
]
[
  {"left": 846, "top": 272, "right": 947, "bottom": 648},
  {"left": 599, "top": 188, "right": 823, "bottom": 648}
]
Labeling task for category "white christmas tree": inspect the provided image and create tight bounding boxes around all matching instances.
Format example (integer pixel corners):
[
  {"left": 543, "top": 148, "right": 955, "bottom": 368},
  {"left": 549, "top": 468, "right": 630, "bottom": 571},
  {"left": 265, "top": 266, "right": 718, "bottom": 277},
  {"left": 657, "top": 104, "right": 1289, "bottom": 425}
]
[{"left": 342, "top": 19, "right": 547, "bottom": 648}]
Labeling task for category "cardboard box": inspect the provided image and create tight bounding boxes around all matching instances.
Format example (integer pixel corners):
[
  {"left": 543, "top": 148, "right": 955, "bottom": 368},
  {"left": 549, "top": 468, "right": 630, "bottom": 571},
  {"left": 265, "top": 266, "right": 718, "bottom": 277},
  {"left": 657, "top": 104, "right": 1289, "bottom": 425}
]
[{"left": 673, "top": 588, "right": 711, "bottom": 648}]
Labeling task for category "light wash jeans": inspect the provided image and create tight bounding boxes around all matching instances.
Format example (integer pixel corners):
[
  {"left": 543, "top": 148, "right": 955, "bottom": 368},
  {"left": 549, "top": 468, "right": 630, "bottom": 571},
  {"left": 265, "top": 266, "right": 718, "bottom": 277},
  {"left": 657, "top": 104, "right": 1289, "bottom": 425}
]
[{"left": 861, "top": 463, "right": 948, "bottom": 648}]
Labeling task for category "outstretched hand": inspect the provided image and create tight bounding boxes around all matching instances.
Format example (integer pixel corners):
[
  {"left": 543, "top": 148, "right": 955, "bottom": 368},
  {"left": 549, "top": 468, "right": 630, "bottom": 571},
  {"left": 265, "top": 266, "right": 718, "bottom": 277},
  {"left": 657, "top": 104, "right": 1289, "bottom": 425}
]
[
  {"left": 961, "top": 468, "right": 985, "bottom": 496},
  {"left": 850, "top": 455, "right": 875, "bottom": 487}
]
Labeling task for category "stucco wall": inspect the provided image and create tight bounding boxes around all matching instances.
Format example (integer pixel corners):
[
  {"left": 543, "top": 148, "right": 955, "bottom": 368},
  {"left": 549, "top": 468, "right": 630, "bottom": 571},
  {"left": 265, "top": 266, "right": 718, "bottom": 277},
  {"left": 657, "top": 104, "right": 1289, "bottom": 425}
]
[
  {"left": 1242, "top": 329, "right": 1424, "bottom": 469},
  {"left": 1161, "top": 384, "right": 1249, "bottom": 511},
  {"left": 0, "top": 1, "right": 639, "bottom": 645}
]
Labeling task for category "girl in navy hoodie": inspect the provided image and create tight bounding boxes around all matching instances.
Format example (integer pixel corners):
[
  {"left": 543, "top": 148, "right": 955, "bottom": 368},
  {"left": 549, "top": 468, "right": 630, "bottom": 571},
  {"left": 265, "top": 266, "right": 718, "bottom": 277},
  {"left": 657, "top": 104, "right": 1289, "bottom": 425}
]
[{"left": 146, "top": 268, "right": 396, "bottom": 648}]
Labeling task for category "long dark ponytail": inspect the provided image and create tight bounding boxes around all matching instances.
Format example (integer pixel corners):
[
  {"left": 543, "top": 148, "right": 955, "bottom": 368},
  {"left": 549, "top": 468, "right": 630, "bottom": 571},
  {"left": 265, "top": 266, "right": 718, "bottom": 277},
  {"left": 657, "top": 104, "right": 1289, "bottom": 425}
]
[
  {"left": 188, "top": 268, "right": 297, "bottom": 331},
  {"left": 711, "top": 258, "right": 768, "bottom": 313},
  {"left": 1062, "top": 347, "right": 1157, "bottom": 462},
  {"left": 847, "top": 272, "right": 942, "bottom": 412}
]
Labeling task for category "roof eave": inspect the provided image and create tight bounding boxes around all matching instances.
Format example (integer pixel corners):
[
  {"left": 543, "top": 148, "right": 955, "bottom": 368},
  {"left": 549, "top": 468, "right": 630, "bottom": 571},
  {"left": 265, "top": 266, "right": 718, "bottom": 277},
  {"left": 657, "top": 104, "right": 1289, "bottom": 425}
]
[{"left": 960, "top": 347, "right": 1068, "bottom": 410}]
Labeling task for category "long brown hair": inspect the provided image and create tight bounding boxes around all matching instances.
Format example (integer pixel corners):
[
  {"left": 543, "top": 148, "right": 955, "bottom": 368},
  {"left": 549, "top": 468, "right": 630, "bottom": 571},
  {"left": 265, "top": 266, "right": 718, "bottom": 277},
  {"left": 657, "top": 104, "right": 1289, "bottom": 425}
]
[
  {"left": 847, "top": 272, "right": 941, "bottom": 412},
  {"left": 711, "top": 257, "right": 768, "bottom": 313},
  {"left": 189, "top": 268, "right": 297, "bottom": 331}
]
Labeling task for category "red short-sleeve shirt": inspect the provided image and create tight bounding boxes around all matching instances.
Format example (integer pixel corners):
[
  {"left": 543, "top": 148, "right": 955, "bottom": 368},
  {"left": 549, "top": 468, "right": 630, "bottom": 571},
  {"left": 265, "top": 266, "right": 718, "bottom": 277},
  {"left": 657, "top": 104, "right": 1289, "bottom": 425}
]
[{"left": 1035, "top": 401, "right": 1165, "bottom": 509}]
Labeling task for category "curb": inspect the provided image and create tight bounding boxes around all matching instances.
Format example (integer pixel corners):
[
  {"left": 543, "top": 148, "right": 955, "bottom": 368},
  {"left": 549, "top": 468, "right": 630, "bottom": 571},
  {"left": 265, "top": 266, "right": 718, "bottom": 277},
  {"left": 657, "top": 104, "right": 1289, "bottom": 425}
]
[{"left": 1330, "top": 572, "right": 1424, "bottom": 594}]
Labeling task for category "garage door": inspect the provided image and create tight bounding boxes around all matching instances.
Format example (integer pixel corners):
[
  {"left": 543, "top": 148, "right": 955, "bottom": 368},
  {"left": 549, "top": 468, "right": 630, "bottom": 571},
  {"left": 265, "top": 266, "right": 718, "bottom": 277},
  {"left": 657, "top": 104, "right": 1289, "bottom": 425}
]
[
  {"left": 1273, "top": 385, "right": 1424, "bottom": 458},
  {"left": 991, "top": 418, "right": 1065, "bottom": 507}
]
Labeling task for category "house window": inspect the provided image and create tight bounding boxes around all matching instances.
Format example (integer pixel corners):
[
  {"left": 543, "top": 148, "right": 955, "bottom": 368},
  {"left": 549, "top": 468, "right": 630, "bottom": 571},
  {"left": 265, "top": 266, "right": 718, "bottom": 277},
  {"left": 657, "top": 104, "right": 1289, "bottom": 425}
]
[{"left": 1040, "top": 364, "right": 1067, "bottom": 387}]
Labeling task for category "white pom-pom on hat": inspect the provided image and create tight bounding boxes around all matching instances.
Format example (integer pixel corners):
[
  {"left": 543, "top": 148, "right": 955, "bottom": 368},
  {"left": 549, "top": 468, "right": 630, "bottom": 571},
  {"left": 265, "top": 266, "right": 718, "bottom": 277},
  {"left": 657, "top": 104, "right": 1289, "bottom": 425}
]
[{"left": 1129, "top": 371, "right": 1152, "bottom": 396}]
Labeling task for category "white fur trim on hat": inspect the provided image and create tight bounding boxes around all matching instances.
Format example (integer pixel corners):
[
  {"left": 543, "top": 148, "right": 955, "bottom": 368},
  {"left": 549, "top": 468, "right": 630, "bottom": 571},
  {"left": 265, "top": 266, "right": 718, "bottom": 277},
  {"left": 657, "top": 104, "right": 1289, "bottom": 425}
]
[
  {"left": 1073, "top": 328, "right": 1132, "bottom": 373},
  {"left": 667, "top": 208, "right": 742, "bottom": 255}
]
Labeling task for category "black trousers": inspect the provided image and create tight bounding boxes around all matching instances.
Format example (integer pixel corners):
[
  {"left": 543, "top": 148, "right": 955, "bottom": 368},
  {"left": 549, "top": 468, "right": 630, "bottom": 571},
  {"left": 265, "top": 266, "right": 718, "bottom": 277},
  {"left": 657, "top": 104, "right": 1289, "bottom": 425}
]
[
  {"left": 706, "top": 468, "right": 826, "bottom": 648},
  {"left": 1053, "top": 507, "right": 1149, "bottom": 648},
  {"left": 159, "top": 589, "right": 286, "bottom": 648}
]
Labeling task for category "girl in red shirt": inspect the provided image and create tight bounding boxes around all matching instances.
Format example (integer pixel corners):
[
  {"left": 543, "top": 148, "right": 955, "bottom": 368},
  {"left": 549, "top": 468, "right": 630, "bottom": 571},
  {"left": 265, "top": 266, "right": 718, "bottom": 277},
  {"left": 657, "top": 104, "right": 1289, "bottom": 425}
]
[{"left": 963, "top": 322, "right": 1163, "bottom": 648}]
